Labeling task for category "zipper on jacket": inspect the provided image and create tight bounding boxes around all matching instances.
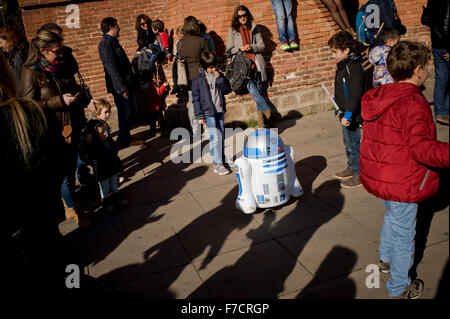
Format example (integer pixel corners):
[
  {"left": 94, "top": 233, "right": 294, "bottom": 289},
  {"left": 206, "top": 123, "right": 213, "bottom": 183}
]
[{"left": 419, "top": 169, "right": 430, "bottom": 190}]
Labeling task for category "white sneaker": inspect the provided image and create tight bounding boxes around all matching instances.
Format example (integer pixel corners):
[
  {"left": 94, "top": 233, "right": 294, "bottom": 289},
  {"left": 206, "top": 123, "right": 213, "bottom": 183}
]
[
  {"left": 214, "top": 164, "right": 231, "bottom": 176},
  {"left": 118, "top": 176, "right": 125, "bottom": 184}
]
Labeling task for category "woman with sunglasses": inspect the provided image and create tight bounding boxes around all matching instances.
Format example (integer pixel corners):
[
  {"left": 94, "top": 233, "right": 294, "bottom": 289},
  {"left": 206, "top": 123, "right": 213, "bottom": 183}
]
[
  {"left": 226, "top": 5, "right": 271, "bottom": 128},
  {"left": 21, "top": 30, "right": 93, "bottom": 229},
  {"left": 135, "top": 14, "right": 156, "bottom": 52}
]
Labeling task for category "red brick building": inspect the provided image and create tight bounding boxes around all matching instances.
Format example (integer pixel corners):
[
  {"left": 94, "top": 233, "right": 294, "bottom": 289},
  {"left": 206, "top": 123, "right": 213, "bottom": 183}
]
[{"left": 18, "top": 0, "right": 431, "bottom": 128}]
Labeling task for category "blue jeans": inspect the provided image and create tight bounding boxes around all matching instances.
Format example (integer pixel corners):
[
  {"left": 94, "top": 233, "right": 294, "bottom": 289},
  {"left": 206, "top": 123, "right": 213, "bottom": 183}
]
[
  {"left": 61, "top": 151, "right": 78, "bottom": 208},
  {"left": 432, "top": 48, "right": 449, "bottom": 117},
  {"left": 112, "top": 91, "right": 138, "bottom": 145},
  {"left": 341, "top": 124, "right": 360, "bottom": 176},
  {"left": 99, "top": 175, "right": 119, "bottom": 199},
  {"left": 205, "top": 113, "right": 225, "bottom": 165},
  {"left": 270, "top": 0, "right": 296, "bottom": 43},
  {"left": 380, "top": 200, "right": 418, "bottom": 297},
  {"left": 247, "top": 73, "right": 269, "bottom": 111}
]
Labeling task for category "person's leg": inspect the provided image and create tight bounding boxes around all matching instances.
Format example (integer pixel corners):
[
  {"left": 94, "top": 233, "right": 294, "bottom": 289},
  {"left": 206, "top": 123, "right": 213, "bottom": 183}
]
[
  {"left": 384, "top": 201, "right": 418, "bottom": 297},
  {"left": 432, "top": 48, "right": 449, "bottom": 119},
  {"left": 321, "top": 0, "right": 349, "bottom": 30},
  {"left": 216, "top": 112, "right": 226, "bottom": 164},
  {"left": 188, "top": 90, "right": 201, "bottom": 138},
  {"left": 61, "top": 152, "right": 78, "bottom": 209},
  {"left": 98, "top": 177, "right": 112, "bottom": 201},
  {"left": 148, "top": 111, "right": 157, "bottom": 135},
  {"left": 380, "top": 200, "right": 394, "bottom": 265},
  {"left": 247, "top": 79, "right": 269, "bottom": 112},
  {"left": 270, "top": 0, "right": 288, "bottom": 44},
  {"left": 342, "top": 124, "right": 361, "bottom": 176},
  {"left": 205, "top": 115, "right": 222, "bottom": 165},
  {"left": 112, "top": 93, "right": 131, "bottom": 145},
  {"left": 334, "top": 0, "right": 352, "bottom": 30},
  {"left": 128, "top": 90, "right": 138, "bottom": 127},
  {"left": 283, "top": 0, "right": 296, "bottom": 43}
]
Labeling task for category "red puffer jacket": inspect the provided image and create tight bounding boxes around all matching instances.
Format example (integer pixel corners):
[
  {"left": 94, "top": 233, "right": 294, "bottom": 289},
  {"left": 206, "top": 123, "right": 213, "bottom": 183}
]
[{"left": 360, "top": 82, "right": 449, "bottom": 203}]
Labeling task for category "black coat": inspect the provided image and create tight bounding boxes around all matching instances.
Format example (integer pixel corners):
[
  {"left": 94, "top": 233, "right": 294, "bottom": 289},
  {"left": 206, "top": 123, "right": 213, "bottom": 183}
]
[
  {"left": 421, "top": 0, "right": 450, "bottom": 51},
  {"left": 137, "top": 29, "right": 156, "bottom": 52},
  {"left": 98, "top": 34, "right": 134, "bottom": 95},
  {"left": 334, "top": 52, "right": 366, "bottom": 124},
  {"left": 79, "top": 119, "right": 122, "bottom": 182}
]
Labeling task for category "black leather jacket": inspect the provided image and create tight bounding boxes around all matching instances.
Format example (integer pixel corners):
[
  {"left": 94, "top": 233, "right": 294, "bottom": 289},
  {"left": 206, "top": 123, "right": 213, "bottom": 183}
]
[{"left": 421, "top": 0, "right": 450, "bottom": 51}]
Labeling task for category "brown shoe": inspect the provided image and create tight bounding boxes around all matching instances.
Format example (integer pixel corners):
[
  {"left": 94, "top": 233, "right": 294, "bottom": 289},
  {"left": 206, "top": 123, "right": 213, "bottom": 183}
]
[
  {"left": 389, "top": 279, "right": 424, "bottom": 299},
  {"left": 436, "top": 116, "right": 449, "bottom": 125},
  {"left": 334, "top": 167, "right": 354, "bottom": 180},
  {"left": 378, "top": 260, "right": 390, "bottom": 274},
  {"left": 341, "top": 175, "right": 362, "bottom": 188}
]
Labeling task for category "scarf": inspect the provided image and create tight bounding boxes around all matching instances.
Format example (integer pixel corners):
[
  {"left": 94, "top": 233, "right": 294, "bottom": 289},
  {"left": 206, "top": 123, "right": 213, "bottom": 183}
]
[
  {"left": 32, "top": 56, "right": 60, "bottom": 73},
  {"left": 239, "top": 25, "right": 255, "bottom": 63}
]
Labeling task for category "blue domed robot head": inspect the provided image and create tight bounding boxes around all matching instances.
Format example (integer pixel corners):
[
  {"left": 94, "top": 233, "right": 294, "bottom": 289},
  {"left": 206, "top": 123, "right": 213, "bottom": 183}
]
[{"left": 243, "top": 129, "right": 285, "bottom": 159}]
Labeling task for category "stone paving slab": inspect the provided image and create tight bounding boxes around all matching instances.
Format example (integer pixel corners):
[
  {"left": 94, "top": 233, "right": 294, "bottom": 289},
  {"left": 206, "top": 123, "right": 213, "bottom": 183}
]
[
  {"left": 191, "top": 240, "right": 316, "bottom": 298},
  {"left": 61, "top": 104, "right": 449, "bottom": 299}
]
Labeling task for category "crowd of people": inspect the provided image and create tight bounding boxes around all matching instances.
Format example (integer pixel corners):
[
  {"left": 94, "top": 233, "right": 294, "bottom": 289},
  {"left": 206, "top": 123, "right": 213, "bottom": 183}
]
[{"left": 0, "top": 0, "right": 448, "bottom": 299}]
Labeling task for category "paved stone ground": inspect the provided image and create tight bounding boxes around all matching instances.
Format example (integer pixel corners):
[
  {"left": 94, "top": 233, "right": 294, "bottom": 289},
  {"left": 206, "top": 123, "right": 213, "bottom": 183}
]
[{"left": 59, "top": 102, "right": 449, "bottom": 299}]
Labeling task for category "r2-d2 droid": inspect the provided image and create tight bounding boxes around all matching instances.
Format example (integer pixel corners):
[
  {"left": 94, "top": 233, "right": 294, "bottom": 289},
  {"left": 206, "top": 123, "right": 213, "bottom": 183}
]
[{"left": 234, "top": 129, "right": 303, "bottom": 214}]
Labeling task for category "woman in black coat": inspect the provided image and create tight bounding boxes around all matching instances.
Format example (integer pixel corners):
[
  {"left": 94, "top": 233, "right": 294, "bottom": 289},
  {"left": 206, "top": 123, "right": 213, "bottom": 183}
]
[{"left": 136, "top": 14, "right": 156, "bottom": 52}]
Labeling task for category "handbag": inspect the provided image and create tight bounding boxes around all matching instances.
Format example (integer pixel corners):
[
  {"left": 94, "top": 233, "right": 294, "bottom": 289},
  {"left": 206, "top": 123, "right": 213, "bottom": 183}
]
[
  {"left": 75, "top": 72, "right": 92, "bottom": 108},
  {"left": 176, "top": 44, "right": 188, "bottom": 86}
]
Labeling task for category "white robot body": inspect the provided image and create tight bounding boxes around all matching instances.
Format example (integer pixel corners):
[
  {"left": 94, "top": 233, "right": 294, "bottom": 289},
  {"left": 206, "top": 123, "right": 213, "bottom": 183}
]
[{"left": 235, "top": 129, "right": 303, "bottom": 214}]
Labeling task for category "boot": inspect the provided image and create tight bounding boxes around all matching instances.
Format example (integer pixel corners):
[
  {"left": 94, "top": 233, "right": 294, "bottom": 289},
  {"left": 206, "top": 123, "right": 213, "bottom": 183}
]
[
  {"left": 256, "top": 111, "right": 265, "bottom": 128},
  {"left": 63, "top": 200, "right": 92, "bottom": 229},
  {"left": 262, "top": 109, "right": 272, "bottom": 127}
]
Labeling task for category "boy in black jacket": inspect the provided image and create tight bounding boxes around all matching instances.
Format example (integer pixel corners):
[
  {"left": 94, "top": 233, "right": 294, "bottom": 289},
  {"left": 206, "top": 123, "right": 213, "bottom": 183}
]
[
  {"left": 192, "top": 50, "right": 232, "bottom": 175},
  {"left": 328, "top": 31, "right": 366, "bottom": 188}
]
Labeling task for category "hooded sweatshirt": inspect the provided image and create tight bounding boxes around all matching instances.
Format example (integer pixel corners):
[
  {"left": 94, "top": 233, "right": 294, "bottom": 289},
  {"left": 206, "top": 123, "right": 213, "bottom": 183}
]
[{"left": 359, "top": 82, "right": 449, "bottom": 203}]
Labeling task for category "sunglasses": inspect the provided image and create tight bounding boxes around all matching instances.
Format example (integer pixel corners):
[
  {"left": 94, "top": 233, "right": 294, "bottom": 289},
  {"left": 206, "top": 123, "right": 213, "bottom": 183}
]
[
  {"left": 238, "top": 13, "right": 248, "bottom": 19},
  {"left": 43, "top": 48, "right": 64, "bottom": 55},
  {"left": 140, "top": 22, "right": 148, "bottom": 26}
]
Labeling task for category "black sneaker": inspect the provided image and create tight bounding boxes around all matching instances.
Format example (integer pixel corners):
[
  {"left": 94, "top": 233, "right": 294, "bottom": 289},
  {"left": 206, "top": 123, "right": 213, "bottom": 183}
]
[
  {"left": 341, "top": 175, "right": 362, "bottom": 189},
  {"left": 334, "top": 167, "right": 354, "bottom": 180},
  {"left": 389, "top": 279, "right": 424, "bottom": 299}
]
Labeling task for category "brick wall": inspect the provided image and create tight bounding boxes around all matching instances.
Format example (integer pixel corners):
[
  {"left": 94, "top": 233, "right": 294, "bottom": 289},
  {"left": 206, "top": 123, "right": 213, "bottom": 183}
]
[{"left": 18, "top": 0, "right": 431, "bottom": 129}]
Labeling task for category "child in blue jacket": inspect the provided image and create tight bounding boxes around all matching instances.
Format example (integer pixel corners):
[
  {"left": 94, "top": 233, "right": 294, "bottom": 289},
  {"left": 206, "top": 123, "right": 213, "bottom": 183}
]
[{"left": 192, "top": 50, "right": 232, "bottom": 175}]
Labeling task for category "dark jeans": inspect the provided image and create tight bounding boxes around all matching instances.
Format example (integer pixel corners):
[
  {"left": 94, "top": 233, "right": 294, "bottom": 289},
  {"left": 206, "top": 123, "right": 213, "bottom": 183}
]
[
  {"left": 342, "top": 124, "right": 361, "bottom": 176},
  {"left": 61, "top": 148, "right": 78, "bottom": 208},
  {"left": 432, "top": 48, "right": 449, "bottom": 117},
  {"left": 112, "top": 90, "right": 138, "bottom": 145}
]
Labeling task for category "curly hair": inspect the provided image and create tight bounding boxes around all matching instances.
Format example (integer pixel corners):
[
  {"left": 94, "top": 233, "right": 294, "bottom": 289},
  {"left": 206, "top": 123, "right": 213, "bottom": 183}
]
[
  {"left": 387, "top": 41, "right": 431, "bottom": 82},
  {"left": 135, "top": 14, "right": 152, "bottom": 32},
  {"left": 0, "top": 26, "right": 27, "bottom": 52},
  {"left": 327, "top": 31, "right": 356, "bottom": 52},
  {"left": 231, "top": 5, "right": 254, "bottom": 31}
]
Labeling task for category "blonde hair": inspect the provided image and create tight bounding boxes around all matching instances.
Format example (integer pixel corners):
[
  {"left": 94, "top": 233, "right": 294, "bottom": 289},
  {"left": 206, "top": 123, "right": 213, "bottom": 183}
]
[
  {"left": 95, "top": 99, "right": 112, "bottom": 117},
  {"left": 0, "top": 52, "right": 47, "bottom": 169},
  {"left": 24, "top": 30, "right": 62, "bottom": 68}
]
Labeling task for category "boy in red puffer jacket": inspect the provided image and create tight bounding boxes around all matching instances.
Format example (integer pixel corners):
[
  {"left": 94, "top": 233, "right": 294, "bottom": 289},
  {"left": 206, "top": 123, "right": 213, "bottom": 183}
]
[{"left": 360, "top": 41, "right": 449, "bottom": 299}]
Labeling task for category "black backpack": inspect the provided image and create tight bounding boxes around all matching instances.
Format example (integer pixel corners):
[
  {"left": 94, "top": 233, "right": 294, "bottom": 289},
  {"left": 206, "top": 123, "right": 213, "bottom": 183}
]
[{"left": 225, "top": 51, "right": 256, "bottom": 95}]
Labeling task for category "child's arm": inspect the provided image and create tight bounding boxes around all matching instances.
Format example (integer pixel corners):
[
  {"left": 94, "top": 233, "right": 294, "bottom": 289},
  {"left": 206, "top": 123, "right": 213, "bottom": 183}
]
[
  {"left": 191, "top": 79, "right": 204, "bottom": 121},
  {"left": 369, "top": 47, "right": 382, "bottom": 64},
  {"left": 406, "top": 101, "right": 449, "bottom": 168},
  {"left": 216, "top": 71, "right": 232, "bottom": 95}
]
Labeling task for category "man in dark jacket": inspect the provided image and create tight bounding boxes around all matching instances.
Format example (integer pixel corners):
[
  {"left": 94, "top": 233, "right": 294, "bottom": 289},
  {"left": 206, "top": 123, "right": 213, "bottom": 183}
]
[
  {"left": 422, "top": 0, "right": 449, "bottom": 125},
  {"left": 98, "top": 17, "right": 142, "bottom": 148},
  {"left": 328, "top": 31, "right": 366, "bottom": 189}
]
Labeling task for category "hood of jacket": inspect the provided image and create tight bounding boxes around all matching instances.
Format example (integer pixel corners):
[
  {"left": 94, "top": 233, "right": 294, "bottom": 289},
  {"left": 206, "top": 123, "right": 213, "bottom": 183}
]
[{"left": 362, "top": 82, "right": 422, "bottom": 121}]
